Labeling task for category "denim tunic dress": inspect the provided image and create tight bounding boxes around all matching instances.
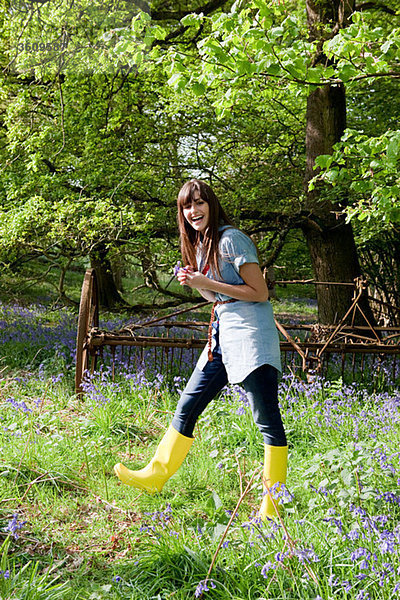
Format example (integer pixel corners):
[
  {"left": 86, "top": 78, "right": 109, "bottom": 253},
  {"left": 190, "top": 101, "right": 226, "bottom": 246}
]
[{"left": 196, "top": 227, "right": 281, "bottom": 384}]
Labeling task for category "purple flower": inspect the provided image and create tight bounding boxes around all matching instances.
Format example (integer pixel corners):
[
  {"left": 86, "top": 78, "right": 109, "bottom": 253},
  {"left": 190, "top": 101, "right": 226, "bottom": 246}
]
[
  {"left": 342, "top": 580, "right": 352, "bottom": 592},
  {"left": 377, "top": 491, "right": 400, "bottom": 505},
  {"left": 275, "top": 551, "right": 288, "bottom": 563},
  {"left": 4, "top": 514, "right": 26, "bottom": 539},
  {"left": 356, "top": 590, "right": 370, "bottom": 600},
  {"left": 194, "top": 579, "right": 216, "bottom": 597},
  {"left": 294, "top": 546, "right": 319, "bottom": 563},
  {"left": 328, "top": 574, "right": 340, "bottom": 587},
  {"left": 261, "top": 561, "right": 275, "bottom": 578},
  {"left": 51, "top": 373, "right": 64, "bottom": 383},
  {"left": 351, "top": 548, "right": 371, "bottom": 561},
  {"left": 5, "top": 397, "right": 32, "bottom": 414},
  {"left": 324, "top": 516, "right": 343, "bottom": 534},
  {"left": 173, "top": 261, "right": 182, "bottom": 276}
]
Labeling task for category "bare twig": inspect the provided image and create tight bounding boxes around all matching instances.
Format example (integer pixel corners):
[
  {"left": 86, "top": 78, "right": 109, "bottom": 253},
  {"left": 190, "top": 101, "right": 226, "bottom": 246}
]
[
  {"left": 198, "top": 468, "right": 261, "bottom": 598},
  {"left": 53, "top": 76, "right": 66, "bottom": 158}
]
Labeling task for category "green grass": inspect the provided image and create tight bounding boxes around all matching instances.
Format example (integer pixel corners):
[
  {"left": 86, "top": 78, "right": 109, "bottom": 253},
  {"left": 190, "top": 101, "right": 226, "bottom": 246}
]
[{"left": 1, "top": 303, "right": 399, "bottom": 599}]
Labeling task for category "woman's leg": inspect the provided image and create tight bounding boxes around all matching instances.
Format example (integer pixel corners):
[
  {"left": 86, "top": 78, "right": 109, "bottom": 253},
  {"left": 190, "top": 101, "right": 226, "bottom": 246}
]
[
  {"left": 172, "top": 352, "right": 228, "bottom": 437},
  {"left": 242, "top": 364, "right": 286, "bottom": 446},
  {"left": 242, "top": 364, "right": 288, "bottom": 519},
  {"left": 114, "top": 352, "right": 228, "bottom": 493}
]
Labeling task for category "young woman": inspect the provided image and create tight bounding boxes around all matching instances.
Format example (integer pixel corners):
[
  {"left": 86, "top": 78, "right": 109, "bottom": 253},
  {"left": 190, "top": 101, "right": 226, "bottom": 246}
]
[{"left": 114, "top": 180, "right": 288, "bottom": 519}]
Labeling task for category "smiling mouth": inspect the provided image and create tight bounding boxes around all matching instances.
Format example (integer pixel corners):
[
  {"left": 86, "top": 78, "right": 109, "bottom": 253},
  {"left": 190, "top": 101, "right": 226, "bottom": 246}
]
[{"left": 192, "top": 216, "right": 203, "bottom": 223}]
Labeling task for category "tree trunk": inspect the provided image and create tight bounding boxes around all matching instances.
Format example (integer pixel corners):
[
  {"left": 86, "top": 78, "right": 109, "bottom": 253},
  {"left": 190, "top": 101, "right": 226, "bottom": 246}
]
[
  {"left": 303, "top": 219, "right": 363, "bottom": 323},
  {"left": 90, "top": 245, "right": 126, "bottom": 309},
  {"left": 303, "top": 0, "right": 374, "bottom": 325}
]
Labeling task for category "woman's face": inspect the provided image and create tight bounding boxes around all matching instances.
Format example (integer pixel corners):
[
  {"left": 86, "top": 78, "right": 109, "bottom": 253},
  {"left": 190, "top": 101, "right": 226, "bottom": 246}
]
[{"left": 182, "top": 192, "right": 210, "bottom": 233}]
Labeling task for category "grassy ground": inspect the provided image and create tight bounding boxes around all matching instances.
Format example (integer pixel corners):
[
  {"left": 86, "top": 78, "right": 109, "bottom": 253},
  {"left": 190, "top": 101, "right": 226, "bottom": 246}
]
[{"left": 0, "top": 301, "right": 399, "bottom": 600}]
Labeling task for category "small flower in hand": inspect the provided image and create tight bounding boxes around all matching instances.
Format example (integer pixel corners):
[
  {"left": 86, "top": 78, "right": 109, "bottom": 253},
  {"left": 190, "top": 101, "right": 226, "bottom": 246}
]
[{"left": 173, "top": 261, "right": 181, "bottom": 276}]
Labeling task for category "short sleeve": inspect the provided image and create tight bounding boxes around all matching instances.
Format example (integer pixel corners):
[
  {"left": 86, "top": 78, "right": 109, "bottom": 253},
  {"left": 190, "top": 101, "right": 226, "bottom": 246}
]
[{"left": 220, "top": 229, "right": 259, "bottom": 274}]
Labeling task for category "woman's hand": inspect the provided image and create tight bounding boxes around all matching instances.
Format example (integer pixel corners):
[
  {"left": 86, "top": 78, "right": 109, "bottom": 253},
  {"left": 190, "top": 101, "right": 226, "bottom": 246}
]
[
  {"left": 178, "top": 263, "right": 268, "bottom": 302},
  {"left": 176, "top": 266, "right": 216, "bottom": 301},
  {"left": 177, "top": 266, "right": 208, "bottom": 289},
  {"left": 176, "top": 262, "right": 268, "bottom": 303}
]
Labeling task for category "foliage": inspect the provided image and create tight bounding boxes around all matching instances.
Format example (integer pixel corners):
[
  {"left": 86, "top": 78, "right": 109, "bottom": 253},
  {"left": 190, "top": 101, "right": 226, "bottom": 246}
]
[
  {"left": 156, "top": 2, "right": 399, "bottom": 103},
  {"left": 311, "top": 129, "right": 400, "bottom": 225},
  {"left": 0, "top": 0, "right": 399, "bottom": 306},
  {"left": 0, "top": 538, "right": 71, "bottom": 600},
  {"left": 0, "top": 0, "right": 307, "bottom": 303}
]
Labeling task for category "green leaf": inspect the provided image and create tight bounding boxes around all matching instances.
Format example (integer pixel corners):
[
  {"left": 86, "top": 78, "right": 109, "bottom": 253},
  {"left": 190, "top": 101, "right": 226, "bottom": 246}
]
[
  {"left": 253, "top": 0, "right": 273, "bottom": 18},
  {"left": 387, "top": 137, "right": 399, "bottom": 167},
  {"left": 212, "top": 490, "right": 223, "bottom": 510},
  {"left": 167, "top": 73, "right": 189, "bottom": 91},
  {"left": 181, "top": 12, "right": 204, "bottom": 27},
  {"left": 315, "top": 154, "right": 333, "bottom": 169},
  {"left": 191, "top": 82, "right": 206, "bottom": 96},
  {"left": 338, "top": 63, "right": 359, "bottom": 82},
  {"left": 261, "top": 61, "right": 280, "bottom": 76},
  {"left": 237, "top": 59, "right": 256, "bottom": 75},
  {"left": 389, "top": 207, "right": 400, "bottom": 222},
  {"left": 270, "top": 26, "right": 284, "bottom": 39},
  {"left": 381, "top": 39, "right": 393, "bottom": 54}
]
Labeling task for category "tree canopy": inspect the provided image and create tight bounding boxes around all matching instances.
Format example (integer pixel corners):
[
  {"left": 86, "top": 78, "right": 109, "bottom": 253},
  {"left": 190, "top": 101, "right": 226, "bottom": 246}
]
[{"left": 0, "top": 0, "right": 399, "bottom": 317}]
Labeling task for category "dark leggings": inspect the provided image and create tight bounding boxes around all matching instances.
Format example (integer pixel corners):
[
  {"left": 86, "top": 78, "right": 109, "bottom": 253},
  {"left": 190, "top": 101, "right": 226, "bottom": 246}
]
[{"left": 171, "top": 351, "right": 286, "bottom": 446}]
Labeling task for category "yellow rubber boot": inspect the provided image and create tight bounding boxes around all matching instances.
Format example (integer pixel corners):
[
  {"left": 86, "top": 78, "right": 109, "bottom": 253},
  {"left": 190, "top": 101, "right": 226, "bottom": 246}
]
[
  {"left": 114, "top": 425, "right": 193, "bottom": 493},
  {"left": 259, "top": 445, "right": 288, "bottom": 520}
]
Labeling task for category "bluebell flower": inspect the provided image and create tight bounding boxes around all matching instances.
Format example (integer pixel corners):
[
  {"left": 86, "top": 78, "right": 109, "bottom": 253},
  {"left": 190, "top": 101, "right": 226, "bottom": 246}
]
[
  {"left": 261, "top": 561, "right": 275, "bottom": 578},
  {"left": 194, "top": 579, "right": 216, "bottom": 597},
  {"left": 4, "top": 514, "right": 26, "bottom": 539},
  {"left": 173, "top": 261, "right": 182, "bottom": 276},
  {"left": 328, "top": 574, "right": 340, "bottom": 587},
  {"left": 275, "top": 551, "right": 288, "bottom": 563},
  {"left": 294, "top": 546, "right": 319, "bottom": 563},
  {"left": 5, "top": 397, "right": 32, "bottom": 414},
  {"left": 351, "top": 548, "right": 371, "bottom": 561},
  {"left": 356, "top": 590, "right": 370, "bottom": 600},
  {"left": 342, "top": 580, "right": 352, "bottom": 592}
]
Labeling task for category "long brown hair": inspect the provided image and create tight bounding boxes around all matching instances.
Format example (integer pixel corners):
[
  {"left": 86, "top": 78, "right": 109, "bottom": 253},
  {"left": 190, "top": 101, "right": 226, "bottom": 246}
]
[{"left": 177, "top": 179, "right": 234, "bottom": 277}]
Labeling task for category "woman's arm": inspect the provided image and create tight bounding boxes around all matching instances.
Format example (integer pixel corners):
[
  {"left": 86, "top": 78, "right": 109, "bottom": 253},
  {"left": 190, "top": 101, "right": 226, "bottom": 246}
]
[
  {"left": 197, "top": 288, "right": 217, "bottom": 302},
  {"left": 177, "top": 263, "right": 269, "bottom": 303}
]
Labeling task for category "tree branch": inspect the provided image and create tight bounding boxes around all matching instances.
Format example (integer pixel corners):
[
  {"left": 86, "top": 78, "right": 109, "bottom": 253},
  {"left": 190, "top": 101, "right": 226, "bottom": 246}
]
[
  {"left": 356, "top": 2, "right": 397, "bottom": 14},
  {"left": 151, "top": 0, "right": 232, "bottom": 21}
]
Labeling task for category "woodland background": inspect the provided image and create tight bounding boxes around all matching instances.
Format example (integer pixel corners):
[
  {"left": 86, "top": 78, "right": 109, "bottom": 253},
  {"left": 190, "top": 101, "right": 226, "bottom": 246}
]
[
  {"left": 0, "top": 0, "right": 399, "bottom": 325},
  {"left": 1, "top": 4, "right": 400, "bottom": 600}
]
